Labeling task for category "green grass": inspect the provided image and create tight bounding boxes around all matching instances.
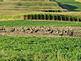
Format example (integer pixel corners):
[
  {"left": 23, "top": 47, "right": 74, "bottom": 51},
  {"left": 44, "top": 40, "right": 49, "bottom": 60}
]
[
  {"left": 0, "top": 35, "right": 81, "bottom": 61},
  {"left": 57, "top": 0, "right": 78, "bottom": 3},
  {"left": 0, "top": 20, "right": 81, "bottom": 27},
  {"left": 57, "top": 0, "right": 81, "bottom": 11}
]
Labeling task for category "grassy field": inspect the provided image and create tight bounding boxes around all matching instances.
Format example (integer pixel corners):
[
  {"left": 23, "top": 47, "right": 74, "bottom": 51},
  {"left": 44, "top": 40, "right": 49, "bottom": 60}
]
[
  {"left": 57, "top": 0, "right": 81, "bottom": 11},
  {"left": 0, "top": 1, "right": 61, "bottom": 10},
  {"left": 0, "top": 35, "right": 80, "bottom": 61},
  {"left": 0, "top": 0, "right": 81, "bottom": 61},
  {"left": 0, "top": 20, "right": 81, "bottom": 27}
]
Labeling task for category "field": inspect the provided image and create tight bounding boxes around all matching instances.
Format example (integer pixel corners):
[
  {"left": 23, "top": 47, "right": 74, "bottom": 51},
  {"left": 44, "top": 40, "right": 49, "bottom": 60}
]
[
  {"left": 0, "top": 20, "right": 81, "bottom": 61},
  {"left": 0, "top": 12, "right": 81, "bottom": 21},
  {"left": 0, "top": 20, "right": 81, "bottom": 27},
  {"left": 0, "top": 35, "right": 81, "bottom": 61},
  {"left": 0, "top": 0, "right": 81, "bottom": 61},
  {"left": 57, "top": 0, "right": 81, "bottom": 11}
]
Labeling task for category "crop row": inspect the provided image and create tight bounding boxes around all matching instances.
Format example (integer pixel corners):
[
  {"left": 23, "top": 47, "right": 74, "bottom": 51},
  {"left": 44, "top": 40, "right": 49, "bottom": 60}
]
[
  {"left": 0, "top": 12, "right": 81, "bottom": 21},
  {"left": 0, "top": 20, "right": 81, "bottom": 27},
  {"left": 24, "top": 14, "right": 81, "bottom": 21}
]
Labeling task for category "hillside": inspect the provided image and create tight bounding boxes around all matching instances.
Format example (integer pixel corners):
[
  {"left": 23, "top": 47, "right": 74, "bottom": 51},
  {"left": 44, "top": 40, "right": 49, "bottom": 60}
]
[
  {"left": 56, "top": 0, "right": 81, "bottom": 11},
  {"left": 0, "top": 0, "right": 81, "bottom": 21},
  {"left": 0, "top": 0, "right": 64, "bottom": 17},
  {"left": 0, "top": 0, "right": 62, "bottom": 12}
]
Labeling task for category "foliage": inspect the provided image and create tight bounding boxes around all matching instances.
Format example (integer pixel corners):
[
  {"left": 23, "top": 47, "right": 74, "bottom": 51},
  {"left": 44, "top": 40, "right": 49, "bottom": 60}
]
[
  {"left": 0, "top": 35, "right": 81, "bottom": 61},
  {"left": 0, "top": 20, "right": 81, "bottom": 27},
  {"left": 56, "top": 0, "right": 81, "bottom": 11}
]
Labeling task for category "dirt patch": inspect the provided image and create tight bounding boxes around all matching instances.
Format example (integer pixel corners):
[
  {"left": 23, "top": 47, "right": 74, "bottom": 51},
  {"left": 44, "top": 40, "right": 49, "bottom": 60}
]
[{"left": 0, "top": 26, "right": 81, "bottom": 37}]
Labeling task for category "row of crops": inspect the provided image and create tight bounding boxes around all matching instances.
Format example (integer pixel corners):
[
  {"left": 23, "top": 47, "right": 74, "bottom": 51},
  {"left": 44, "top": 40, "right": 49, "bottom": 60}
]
[
  {"left": 24, "top": 14, "right": 81, "bottom": 21},
  {"left": 0, "top": 12, "right": 81, "bottom": 21},
  {"left": 0, "top": 35, "right": 81, "bottom": 61},
  {"left": 0, "top": 20, "right": 81, "bottom": 27},
  {"left": 39, "top": 9, "right": 67, "bottom": 12}
]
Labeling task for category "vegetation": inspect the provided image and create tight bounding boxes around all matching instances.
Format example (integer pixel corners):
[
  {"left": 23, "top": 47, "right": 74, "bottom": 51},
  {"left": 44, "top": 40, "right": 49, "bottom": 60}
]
[
  {"left": 0, "top": 20, "right": 81, "bottom": 27},
  {"left": 0, "top": 0, "right": 81, "bottom": 61},
  {"left": 0, "top": 1, "right": 61, "bottom": 10},
  {"left": 0, "top": 12, "right": 81, "bottom": 21},
  {"left": 25, "top": 13, "right": 81, "bottom": 21},
  {"left": 0, "top": 35, "right": 80, "bottom": 61},
  {"left": 57, "top": 0, "right": 81, "bottom": 11}
]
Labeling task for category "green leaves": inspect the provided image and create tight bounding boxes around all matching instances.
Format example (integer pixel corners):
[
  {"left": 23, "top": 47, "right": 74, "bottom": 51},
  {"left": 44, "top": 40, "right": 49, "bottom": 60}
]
[{"left": 0, "top": 36, "right": 81, "bottom": 61}]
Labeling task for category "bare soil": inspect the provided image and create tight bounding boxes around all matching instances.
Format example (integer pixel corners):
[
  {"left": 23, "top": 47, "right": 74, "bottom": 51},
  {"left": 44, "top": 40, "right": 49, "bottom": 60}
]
[{"left": 0, "top": 26, "right": 81, "bottom": 37}]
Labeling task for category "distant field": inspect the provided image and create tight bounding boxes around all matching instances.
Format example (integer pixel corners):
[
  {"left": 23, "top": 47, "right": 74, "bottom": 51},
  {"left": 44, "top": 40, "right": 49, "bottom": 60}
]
[
  {"left": 57, "top": 0, "right": 79, "bottom": 2},
  {"left": 57, "top": 0, "right": 81, "bottom": 11},
  {"left": 0, "top": 20, "right": 81, "bottom": 27},
  {"left": 0, "top": 1, "right": 61, "bottom": 10},
  {"left": 0, "top": 35, "right": 80, "bottom": 61},
  {"left": 0, "top": 12, "right": 81, "bottom": 21}
]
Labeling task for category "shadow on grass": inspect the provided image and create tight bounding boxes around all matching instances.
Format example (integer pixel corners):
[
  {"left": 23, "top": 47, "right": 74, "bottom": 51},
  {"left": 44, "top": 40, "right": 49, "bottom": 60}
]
[{"left": 59, "top": 3, "right": 79, "bottom": 11}]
